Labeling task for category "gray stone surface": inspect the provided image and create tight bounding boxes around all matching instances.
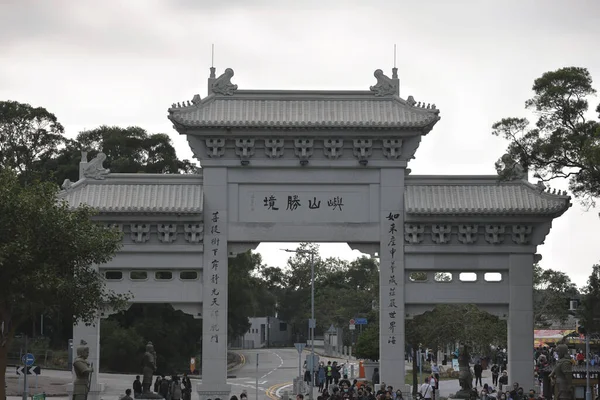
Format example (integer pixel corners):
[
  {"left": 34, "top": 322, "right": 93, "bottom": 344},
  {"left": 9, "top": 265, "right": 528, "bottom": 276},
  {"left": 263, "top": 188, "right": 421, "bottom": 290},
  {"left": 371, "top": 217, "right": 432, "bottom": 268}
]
[{"left": 57, "top": 67, "right": 571, "bottom": 394}]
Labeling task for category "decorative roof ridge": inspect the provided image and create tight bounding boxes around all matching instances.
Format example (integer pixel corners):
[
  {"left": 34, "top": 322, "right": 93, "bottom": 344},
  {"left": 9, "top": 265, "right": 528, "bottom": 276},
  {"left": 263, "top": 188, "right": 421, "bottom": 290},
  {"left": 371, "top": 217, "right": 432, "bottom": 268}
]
[
  {"left": 406, "top": 174, "right": 571, "bottom": 200},
  {"left": 58, "top": 173, "right": 204, "bottom": 197}
]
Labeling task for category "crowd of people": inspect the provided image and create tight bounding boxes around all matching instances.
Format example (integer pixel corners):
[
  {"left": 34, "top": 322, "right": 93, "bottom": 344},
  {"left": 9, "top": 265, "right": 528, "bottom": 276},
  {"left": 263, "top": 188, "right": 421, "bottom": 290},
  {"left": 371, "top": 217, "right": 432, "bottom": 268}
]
[{"left": 121, "top": 374, "right": 193, "bottom": 400}]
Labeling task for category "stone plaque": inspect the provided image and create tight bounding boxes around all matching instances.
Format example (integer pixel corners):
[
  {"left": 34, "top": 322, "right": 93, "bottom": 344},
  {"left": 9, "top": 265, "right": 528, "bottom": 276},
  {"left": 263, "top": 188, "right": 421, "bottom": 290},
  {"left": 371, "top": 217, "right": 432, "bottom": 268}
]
[{"left": 237, "top": 184, "right": 371, "bottom": 223}]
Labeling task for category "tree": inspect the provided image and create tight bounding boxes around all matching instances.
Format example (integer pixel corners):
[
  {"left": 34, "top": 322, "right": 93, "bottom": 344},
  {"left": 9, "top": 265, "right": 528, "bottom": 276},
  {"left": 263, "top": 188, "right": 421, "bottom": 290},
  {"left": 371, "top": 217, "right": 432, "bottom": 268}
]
[
  {"left": 579, "top": 264, "right": 600, "bottom": 333},
  {"left": 0, "top": 169, "right": 129, "bottom": 400},
  {"left": 533, "top": 264, "right": 579, "bottom": 327},
  {"left": 75, "top": 126, "right": 195, "bottom": 175},
  {"left": 0, "top": 100, "right": 66, "bottom": 183},
  {"left": 492, "top": 67, "right": 600, "bottom": 205}
]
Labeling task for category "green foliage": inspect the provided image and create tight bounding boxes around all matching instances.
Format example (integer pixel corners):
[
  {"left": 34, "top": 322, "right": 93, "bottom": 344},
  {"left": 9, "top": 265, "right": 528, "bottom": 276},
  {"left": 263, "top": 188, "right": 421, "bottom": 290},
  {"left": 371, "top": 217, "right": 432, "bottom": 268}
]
[
  {"left": 579, "top": 265, "right": 600, "bottom": 333},
  {"left": 0, "top": 100, "right": 67, "bottom": 184},
  {"left": 0, "top": 169, "right": 129, "bottom": 400},
  {"left": 228, "top": 251, "right": 277, "bottom": 341},
  {"left": 533, "top": 264, "right": 579, "bottom": 327},
  {"left": 100, "top": 320, "right": 145, "bottom": 372},
  {"left": 105, "top": 304, "right": 202, "bottom": 374},
  {"left": 354, "top": 324, "right": 379, "bottom": 361},
  {"left": 275, "top": 243, "right": 379, "bottom": 338},
  {"left": 492, "top": 67, "right": 600, "bottom": 205}
]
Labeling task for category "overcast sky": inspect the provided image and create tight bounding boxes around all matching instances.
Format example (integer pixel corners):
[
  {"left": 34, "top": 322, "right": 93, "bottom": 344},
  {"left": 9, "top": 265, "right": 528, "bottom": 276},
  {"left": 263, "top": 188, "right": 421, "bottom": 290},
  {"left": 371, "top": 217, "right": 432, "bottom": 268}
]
[{"left": 1, "top": 0, "right": 599, "bottom": 288}]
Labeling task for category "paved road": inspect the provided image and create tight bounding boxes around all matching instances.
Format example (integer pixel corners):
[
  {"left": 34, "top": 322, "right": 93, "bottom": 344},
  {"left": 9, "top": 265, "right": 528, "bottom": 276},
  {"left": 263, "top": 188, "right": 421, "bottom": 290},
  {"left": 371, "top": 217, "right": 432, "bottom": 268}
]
[
  {"left": 6, "top": 350, "right": 501, "bottom": 400},
  {"left": 6, "top": 348, "right": 312, "bottom": 400}
]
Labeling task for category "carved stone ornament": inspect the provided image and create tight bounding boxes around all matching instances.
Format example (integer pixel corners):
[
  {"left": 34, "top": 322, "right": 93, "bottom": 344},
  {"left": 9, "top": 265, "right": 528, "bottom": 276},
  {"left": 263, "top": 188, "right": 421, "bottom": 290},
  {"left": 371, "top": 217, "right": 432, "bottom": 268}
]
[
  {"left": 383, "top": 139, "right": 403, "bottom": 159},
  {"left": 235, "top": 139, "right": 255, "bottom": 165},
  {"left": 369, "top": 69, "right": 397, "bottom": 97},
  {"left": 211, "top": 68, "right": 238, "bottom": 95},
  {"left": 205, "top": 138, "right": 226, "bottom": 158},
  {"left": 157, "top": 224, "right": 178, "bottom": 243},
  {"left": 265, "top": 138, "right": 284, "bottom": 158},
  {"left": 294, "top": 139, "right": 314, "bottom": 165},
  {"left": 83, "top": 152, "right": 110, "bottom": 180},
  {"left": 106, "top": 223, "right": 124, "bottom": 232},
  {"left": 184, "top": 223, "right": 203, "bottom": 243},
  {"left": 431, "top": 224, "right": 452, "bottom": 244},
  {"left": 511, "top": 224, "right": 532, "bottom": 244},
  {"left": 484, "top": 225, "right": 505, "bottom": 244},
  {"left": 353, "top": 139, "right": 372, "bottom": 165},
  {"left": 130, "top": 224, "right": 150, "bottom": 243},
  {"left": 324, "top": 139, "right": 343, "bottom": 159},
  {"left": 404, "top": 224, "right": 425, "bottom": 244},
  {"left": 458, "top": 224, "right": 478, "bottom": 244}
]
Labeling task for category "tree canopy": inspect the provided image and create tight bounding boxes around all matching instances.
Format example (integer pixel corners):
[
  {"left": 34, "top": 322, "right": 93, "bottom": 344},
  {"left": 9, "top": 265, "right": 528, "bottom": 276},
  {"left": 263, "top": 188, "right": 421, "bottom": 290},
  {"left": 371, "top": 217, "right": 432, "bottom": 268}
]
[
  {"left": 0, "top": 169, "right": 128, "bottom": 400},
  {"left": 579, "top": 265, "right": 600, "bottom": 333},
  {"left": 533, "top": 264, "right": 579, "bottom": 327},
  {"left": 492, "top": 67, "right": 600, "bottom": 205}
]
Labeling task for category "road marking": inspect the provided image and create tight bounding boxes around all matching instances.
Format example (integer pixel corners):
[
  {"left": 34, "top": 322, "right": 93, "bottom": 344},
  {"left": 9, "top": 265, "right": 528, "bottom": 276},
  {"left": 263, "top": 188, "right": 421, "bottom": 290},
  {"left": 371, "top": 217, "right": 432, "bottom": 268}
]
[
  {"left": 260, "top": 350, "right": 285, "bottom": 380},
  {"left": 266, "top": 382, "right": 291, "bottom": 400},
  {"left": 275, "top": 383, "right": 293, "bottom": 398}
]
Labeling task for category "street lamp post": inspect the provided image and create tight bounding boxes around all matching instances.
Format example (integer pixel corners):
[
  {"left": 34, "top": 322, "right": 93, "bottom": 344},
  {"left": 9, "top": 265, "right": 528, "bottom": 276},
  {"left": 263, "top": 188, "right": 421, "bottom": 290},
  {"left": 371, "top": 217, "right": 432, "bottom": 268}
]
[{"left": 283, "top": 248, "right": 316, "bottom": 400}]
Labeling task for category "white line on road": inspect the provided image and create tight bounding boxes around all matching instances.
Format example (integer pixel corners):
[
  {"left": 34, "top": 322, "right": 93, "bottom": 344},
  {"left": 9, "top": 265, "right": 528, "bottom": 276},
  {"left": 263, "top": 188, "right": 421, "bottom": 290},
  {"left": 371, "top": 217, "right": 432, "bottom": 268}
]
[
  {"left": 276, "top": 384, "right": 293, "bottom": 398},
  {"left": 259, "top": 350, "right": 284, "bottom": 380}
]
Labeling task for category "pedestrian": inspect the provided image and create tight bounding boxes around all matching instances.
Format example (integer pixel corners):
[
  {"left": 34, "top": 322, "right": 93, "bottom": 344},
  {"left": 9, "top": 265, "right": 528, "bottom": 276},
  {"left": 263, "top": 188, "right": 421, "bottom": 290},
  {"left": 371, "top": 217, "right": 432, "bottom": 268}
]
[
  {"left": 474, "top": 361, "right": 483, "bottom": 387},
  {"left": 419, "top": 378, "right": 433, "bottom": 400},
  {"left": 171, "top": 376, "right": 182, "bottom": 400},
  {"left": 431, "top": 362, "right": 440, "bottom": 390},
  {"left": 122, "top": 389, "right": 134, "bottom": 400},
  {"left": 318, "top": 364, "right": 326, "bottom": 392},
  {"left": 491, "top": 364, "right": 499, "bottom": 386},
  {"left": 133, "top": 375, "right": 142, "bottom": 398}
]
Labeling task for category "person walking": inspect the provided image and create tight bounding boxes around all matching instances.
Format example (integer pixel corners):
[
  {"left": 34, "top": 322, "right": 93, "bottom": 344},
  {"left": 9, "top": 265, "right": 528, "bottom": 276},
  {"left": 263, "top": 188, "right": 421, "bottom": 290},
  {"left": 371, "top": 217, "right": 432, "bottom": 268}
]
[
  {"left": 419, "top": 378, "right": 433, "bottom": 400},
  {"left": 474, "top": 361, "right": 483, "bottom": 387}
]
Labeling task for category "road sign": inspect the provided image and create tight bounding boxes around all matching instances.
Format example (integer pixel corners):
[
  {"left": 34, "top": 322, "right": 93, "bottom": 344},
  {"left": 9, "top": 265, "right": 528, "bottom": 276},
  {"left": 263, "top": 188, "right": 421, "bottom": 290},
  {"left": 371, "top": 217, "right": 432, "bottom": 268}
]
[
  {"left": 349, "top": 324, "right": 356, "bottom": 330},
  {"left": 349, "top": 319, "right": 355, "bottom": 325},
  {"left": 294, "top": 342, "right": 307, "bottom": 353},
  {"left": 16, "top": 366, "right": 40, "bottom": 376},
  {"left": 22, "top": 353, "right": 35, "bottom": 366},
  {"left": 354, "top": 318, "right": 368, "bottom": 325}
]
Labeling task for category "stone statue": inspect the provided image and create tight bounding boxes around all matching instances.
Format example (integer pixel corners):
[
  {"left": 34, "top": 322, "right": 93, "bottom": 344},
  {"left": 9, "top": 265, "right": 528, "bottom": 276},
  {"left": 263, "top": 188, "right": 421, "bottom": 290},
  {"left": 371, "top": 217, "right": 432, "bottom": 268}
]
[
  {"left": 549, "top": 344, "right": 574, "bottom": 400},
  {"left": 211, "top": 68, "right": 238, "bottom": 95},
  {"left": 495, "top": 153, "right": 526, "bottom": 181},
  {"left": 369, "top": 69, "right": 396, "bottom": 97},
  {"left": 140, "top": 342, "right": 163, "bottom": 399},
  {"left": 73, "top": 340, "right": 93, "bottom": 400},
  {"left": 82, "top": 152, "right": 110, "bottom": 180},
  {"left": 452, "top": 345, "right": 474, "bottom": 399}
]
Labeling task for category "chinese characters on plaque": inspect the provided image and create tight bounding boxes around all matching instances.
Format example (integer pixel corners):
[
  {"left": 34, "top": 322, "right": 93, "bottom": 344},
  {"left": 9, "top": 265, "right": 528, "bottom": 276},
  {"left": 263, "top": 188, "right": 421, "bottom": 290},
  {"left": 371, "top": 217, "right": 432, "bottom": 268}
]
[
  {"left": 386, "top": 212, "right": 400, "bottom": 346},
  {"left": 263, "top": 194, "right": 344, "bottom": 212},
  {"left": 208, "top": 211, "right": 222, "bottom": 344}
]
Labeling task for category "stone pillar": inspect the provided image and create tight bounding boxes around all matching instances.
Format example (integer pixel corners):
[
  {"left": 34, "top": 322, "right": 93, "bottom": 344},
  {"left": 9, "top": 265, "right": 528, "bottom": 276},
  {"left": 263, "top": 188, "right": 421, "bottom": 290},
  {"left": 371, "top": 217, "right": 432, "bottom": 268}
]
[
  {"left": 379, "top": 168, "right": 405, "bottom": 388},
  {"left": 66, "top": 320, "right": 104, "bottom": 400},
  {"left": 197, "top": 167, "right": 231, "bottom": 400},
  {"left": 507, "top": 253, "right": 535, "bottom": 388}
]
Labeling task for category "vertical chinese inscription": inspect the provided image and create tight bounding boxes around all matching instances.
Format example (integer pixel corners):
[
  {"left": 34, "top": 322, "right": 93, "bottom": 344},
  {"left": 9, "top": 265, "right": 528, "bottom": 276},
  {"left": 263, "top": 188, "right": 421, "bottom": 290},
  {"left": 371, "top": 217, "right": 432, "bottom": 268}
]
[
  {"left": 385, "top": 212, "right": 400, "bottom": 346},
  {"left": 208, "top": 211, "right": 222, "bottom": 344}
]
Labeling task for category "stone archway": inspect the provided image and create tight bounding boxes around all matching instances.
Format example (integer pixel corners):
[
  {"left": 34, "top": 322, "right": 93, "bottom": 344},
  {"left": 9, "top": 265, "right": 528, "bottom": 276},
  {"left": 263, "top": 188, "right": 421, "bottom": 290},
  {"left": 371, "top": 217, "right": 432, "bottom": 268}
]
[{"left": 59, "top": 66, "right": 570, "bottom": 400}]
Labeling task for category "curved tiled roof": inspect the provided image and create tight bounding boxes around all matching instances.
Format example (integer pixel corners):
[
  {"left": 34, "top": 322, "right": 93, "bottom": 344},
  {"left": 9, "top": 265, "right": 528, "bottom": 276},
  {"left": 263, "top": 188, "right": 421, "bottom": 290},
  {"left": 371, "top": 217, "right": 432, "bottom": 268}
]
[
  {"left": 57, "top": 175, "right": 203, "bottom": 214},
  {"left": 168, "top": 91, "right": 440, "bottom": 130},
  {"left": 405, "top": 180, "right": 571, "bottom": 216}
]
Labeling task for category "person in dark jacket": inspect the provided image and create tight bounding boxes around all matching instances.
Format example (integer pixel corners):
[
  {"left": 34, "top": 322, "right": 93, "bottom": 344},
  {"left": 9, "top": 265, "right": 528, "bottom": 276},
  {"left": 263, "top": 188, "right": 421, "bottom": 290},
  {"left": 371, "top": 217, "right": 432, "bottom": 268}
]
[
  {"left": 474, "top": 361, "right": 483, "bottom": 387},
  {"left": 372, "top": 368, "right": 380, "bottom": 385},
  {"left": 133, "top": 376, "right": 142, "bottom": 398}
]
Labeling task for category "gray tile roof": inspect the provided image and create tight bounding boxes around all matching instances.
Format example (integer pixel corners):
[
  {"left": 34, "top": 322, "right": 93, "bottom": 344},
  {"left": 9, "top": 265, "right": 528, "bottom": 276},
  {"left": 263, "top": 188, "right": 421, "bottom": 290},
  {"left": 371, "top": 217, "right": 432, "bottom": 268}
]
[
  {"left": 405, "top": 179, "right": 571, "bottom": 216},
  {"left": 58, "top": 174, "right": 203, "bottom": 214},
  {"left": 168, "top": 91, "right": 440, "bottom": 130}
]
